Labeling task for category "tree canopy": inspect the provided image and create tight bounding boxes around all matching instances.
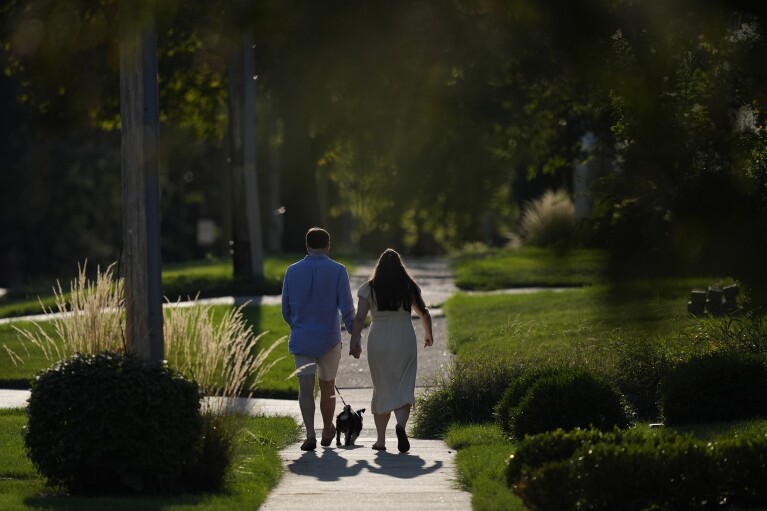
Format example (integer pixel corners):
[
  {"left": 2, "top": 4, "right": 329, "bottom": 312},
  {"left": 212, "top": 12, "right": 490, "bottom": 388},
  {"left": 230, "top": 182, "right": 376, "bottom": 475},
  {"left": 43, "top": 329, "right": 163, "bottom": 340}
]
[{"left": 1, "top": 0, "right": 766, "bottom": 298}]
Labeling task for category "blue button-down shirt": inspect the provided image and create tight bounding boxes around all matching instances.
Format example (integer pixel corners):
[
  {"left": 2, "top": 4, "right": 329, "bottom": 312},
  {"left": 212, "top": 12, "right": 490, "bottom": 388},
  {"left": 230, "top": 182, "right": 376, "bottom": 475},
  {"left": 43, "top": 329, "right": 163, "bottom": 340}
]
[{"left": 281, "top": 254, "right": 355, "bottom": 357}]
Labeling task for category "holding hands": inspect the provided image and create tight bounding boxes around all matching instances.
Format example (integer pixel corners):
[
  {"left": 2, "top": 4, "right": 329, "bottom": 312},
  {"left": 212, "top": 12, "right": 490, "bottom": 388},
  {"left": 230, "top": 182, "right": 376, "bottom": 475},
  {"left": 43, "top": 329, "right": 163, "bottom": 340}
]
[{"left": 349, "top": 340, "right": 362, "bottom": 359}]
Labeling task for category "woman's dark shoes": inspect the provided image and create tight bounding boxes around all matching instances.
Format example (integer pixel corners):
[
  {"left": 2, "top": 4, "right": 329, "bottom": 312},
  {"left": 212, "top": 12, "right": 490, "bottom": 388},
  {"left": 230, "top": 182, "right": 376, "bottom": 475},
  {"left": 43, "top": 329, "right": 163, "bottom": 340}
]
[
  {"left": 320, "top": 425, "right": 336, "bottom": 447},
  {"left": 300, "top": 437, "right": 317, "bottom": 451},
  {"left": 395, "top": 424, "right": 410, "bottom": 453},
  {"left": 372, "top": 443, "right": 386, "bottom": 451}
]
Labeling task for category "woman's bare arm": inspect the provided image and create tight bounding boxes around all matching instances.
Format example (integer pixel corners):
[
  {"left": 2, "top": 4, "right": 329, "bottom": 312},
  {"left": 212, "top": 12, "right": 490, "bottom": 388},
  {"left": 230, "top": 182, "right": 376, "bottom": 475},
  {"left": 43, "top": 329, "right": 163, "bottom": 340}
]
[
  {"left": 349, "top": 297, "right": 370, "bottom": 358},
  {"left": 412, "top": 296, "right": 434, "bottom": 347}
]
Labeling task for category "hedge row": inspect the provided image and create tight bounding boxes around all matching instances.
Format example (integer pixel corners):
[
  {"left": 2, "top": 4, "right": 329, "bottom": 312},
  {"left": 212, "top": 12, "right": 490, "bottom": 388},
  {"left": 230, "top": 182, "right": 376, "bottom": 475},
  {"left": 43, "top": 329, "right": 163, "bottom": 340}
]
[
  {"left": 508, "top": 427, "right": 767, "bottom": 511},
  {"left": 413, "top": 352, "right": 767, "bottom": 440}
]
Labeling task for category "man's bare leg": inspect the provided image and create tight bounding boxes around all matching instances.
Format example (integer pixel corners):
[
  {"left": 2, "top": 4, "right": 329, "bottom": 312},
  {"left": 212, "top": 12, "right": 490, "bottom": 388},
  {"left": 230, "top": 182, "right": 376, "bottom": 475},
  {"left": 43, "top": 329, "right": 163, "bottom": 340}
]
[
  {"left": 318, "top": 377, "right": 336, "bottom": 442},
  {"left": 298, "top": 374, "right": 316, "bottom": 444}
]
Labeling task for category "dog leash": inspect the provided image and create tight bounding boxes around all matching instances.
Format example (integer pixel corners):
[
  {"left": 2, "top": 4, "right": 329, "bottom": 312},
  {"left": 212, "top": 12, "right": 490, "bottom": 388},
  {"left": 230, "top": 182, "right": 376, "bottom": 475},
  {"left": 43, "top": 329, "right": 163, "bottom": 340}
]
[{"left": 334, "top": 385, "right": 348, "bottom": 407}]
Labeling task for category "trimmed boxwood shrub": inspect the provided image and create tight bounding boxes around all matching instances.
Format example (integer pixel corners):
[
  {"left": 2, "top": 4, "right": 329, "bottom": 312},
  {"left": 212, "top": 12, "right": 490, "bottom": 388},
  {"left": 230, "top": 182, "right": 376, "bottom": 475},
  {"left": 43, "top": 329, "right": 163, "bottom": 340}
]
[
  {"left": 508, "top": 427, "right": 767, "bottom": 511},
  {"left": 659, "top": 352, "right": 767, "bottom": 425},
  {"left": 714, "top": 433, "right": 767, "bottom": 508},
  {"left": 510, "top": 368, "right": 633, "bottom": 439},
  {"left": 574, "top": 433, "right": 718, "bottom": 511},
  {"left": 25, "top": 352, "right": 204, "bottom": 495},
  {"left": 506, "top": 427, "right": 605, "bottom": 487},
  {"left": 508, "top": 428, "right": 720, "bottom": 511},
  {"left": 494, "top": 366, "right": 568, "bottom": 436}
]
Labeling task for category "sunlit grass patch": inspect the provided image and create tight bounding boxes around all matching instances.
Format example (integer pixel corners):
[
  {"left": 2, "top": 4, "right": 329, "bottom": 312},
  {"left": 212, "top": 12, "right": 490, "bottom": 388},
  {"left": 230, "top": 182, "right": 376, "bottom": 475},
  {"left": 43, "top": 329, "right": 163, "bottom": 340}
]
[
  {"left": 452, "top": 247, "right": 607, "bottom": 290},
  {"left": 0, "top": 409, "right": 36, "bottom": 480},
  {"left": 444, "top": 423, "right": 509, "bottom": 450},
  {"left": 443, "top": 282, "right": 707, "bottom": 360},
  {"left": 444, "top": 423, "right": 522, "bottom": 511}
]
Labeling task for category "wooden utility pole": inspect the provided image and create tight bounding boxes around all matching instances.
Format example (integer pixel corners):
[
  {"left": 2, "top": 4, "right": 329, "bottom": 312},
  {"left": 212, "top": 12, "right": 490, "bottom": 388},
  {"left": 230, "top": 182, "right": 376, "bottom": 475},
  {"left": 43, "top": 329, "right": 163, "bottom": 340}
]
[
  {"left": 242, "top": 36, "right": 264, "bottom": 278},
  {"left": 119, "top": 0, "right": 164, "bottom": 361},
  {"left": 227, "top": 24, "right": 264, "bottom": 279}
]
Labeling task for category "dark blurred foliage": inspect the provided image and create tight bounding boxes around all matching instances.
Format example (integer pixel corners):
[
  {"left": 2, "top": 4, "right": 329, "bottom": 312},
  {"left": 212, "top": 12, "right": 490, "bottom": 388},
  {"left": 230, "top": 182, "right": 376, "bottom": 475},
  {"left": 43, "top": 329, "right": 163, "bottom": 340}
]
[
  {"left": 1, "top": 0, "right": 767, "bottom": 301},
  {"left": 0, "top": 0, "right": 233, "bottom": 285}
]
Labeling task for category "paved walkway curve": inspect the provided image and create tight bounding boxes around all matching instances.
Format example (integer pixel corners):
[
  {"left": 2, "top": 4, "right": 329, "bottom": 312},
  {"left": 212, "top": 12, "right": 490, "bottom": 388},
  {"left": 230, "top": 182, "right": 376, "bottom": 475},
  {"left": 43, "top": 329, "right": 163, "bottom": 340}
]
[{"left": 259, "top": 258, "right": 471, "bottom": 510}]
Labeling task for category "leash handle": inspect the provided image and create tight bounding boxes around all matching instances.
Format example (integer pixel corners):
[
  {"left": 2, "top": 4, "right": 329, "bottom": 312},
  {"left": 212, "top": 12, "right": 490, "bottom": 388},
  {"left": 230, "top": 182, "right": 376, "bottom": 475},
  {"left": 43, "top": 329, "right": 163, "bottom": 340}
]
[{"left": 334, "top": 385, "right": 348, "bottom": 407}]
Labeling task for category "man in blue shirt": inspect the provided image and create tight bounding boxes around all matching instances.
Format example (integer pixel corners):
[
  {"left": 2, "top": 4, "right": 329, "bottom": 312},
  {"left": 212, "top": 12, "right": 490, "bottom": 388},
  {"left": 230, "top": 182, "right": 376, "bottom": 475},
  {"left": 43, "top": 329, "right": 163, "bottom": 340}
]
[{"left": 282, "top": 227, "right": 355, "bottom": 450}]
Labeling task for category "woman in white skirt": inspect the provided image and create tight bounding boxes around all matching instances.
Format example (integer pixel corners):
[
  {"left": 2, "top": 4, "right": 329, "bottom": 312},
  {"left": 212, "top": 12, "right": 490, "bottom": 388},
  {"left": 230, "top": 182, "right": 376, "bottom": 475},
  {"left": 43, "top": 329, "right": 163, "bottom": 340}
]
[{"left": 349, "top": 249, "right": 434, "bottom": 452}]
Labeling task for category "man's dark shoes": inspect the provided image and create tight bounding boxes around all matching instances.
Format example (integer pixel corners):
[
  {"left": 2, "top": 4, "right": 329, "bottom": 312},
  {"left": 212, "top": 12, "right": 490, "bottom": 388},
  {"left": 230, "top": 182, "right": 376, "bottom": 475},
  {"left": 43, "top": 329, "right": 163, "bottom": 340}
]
[
  {"left": 395, "top": 425, "right": 410, "bottom": 453},
  {"left": 300, "top": 437, "right": 317, "bottom": 451}
]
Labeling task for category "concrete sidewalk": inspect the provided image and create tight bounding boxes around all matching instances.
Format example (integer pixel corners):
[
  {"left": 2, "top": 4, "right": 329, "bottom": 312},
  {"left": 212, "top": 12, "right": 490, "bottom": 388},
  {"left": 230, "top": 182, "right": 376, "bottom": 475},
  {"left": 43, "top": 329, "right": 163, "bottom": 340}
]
[{"left": 259, "top": 387, "right": 471, "bottom": 511}]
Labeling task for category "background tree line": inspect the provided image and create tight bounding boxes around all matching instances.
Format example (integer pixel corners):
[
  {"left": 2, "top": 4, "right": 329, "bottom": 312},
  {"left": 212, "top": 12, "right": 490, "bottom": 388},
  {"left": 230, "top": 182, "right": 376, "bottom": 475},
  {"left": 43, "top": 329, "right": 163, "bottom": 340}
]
[{"left": 1, "top": 0, "right": 766, "bottom": 300}]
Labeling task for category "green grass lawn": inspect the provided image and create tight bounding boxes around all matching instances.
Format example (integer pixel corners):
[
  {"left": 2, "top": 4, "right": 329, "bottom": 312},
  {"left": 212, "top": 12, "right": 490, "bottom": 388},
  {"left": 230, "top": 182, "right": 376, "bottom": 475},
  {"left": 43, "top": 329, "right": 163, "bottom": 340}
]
[
  {"left": 443, "top": 277, "right": 716, "bottom": 363},
  {"left": 451, "top": 247, "right": 608, "bottom": 290},
  {"left": 0, "top": 408, "right": 299, "bottom": 511},
  {"left": 0, "top": 320, "right": 57, "bottom": 386},
  {"left": 444, "top": 423, "right": 525, "bottom": 511}
]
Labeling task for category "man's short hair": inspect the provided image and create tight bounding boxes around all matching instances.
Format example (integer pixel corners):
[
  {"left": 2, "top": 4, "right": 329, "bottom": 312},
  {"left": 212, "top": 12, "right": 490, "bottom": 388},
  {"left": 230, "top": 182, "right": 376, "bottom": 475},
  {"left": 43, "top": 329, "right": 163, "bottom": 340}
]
[{"left": 306, "top": 227, "right": 330, "bottom": 249}]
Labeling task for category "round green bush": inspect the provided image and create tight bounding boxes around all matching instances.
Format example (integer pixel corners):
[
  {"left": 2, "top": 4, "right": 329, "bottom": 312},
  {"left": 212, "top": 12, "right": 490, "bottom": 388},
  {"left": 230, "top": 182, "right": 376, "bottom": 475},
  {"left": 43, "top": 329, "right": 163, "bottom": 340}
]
[
  {"left": 25, "top": 352, "right": 204, "bottom": 494},
  {"left": 659, "top": 352, "right": 767, "bottom": 425},
  {"left": 494, "top": 366, "right": 566, "bottom": 436},
  {"left": 510, "top": 368, "right": 633, "bottom": 439}
]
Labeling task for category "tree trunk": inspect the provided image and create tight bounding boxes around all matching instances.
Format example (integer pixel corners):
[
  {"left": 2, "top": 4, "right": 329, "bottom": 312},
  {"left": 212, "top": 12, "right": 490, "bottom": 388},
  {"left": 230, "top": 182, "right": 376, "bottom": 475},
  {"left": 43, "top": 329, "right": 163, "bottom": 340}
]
[{"left": 119, "top": 0, "right": 163, "bottom": 361}]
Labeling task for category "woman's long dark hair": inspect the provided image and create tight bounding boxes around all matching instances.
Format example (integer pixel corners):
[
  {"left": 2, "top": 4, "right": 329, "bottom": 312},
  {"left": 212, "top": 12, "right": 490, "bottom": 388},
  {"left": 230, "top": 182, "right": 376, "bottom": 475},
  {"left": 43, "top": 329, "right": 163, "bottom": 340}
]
[{"left": 369, "top": 249, "right": 426, "bottom": 312}]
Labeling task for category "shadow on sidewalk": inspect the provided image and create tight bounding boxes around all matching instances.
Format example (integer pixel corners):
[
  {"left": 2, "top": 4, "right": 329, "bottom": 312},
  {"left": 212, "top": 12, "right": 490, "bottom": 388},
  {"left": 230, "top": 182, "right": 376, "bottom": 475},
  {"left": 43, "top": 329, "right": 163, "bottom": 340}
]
[
  {"left": 287, "top": 448, "right": 367, "bottom": 481},
  {"left": 362, "top": 452, "right": 443, "bottom": 479},
  {"left": 287, "top": 448, "right": 444, "bottom": 481}
]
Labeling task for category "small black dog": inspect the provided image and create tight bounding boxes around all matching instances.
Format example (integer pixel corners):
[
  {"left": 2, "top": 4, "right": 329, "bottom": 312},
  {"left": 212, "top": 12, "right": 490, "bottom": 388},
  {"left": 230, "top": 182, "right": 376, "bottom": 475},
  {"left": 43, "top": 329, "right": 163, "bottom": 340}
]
[{"left": 335, "top": 404, "right": 365, "bottom": 446}]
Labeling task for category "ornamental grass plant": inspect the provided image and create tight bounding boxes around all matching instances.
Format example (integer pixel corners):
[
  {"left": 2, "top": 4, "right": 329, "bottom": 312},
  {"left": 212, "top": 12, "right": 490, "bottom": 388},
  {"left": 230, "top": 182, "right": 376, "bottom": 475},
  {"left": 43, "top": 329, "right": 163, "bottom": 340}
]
[
  {"left": 9, "top": 262, "right": 124, "bottom": 363},
  {"left": 163, "top": 299, "right": 285, "bottom": 411},
  {"left": 519, "top": 189, "right": 576, "bottom": 248},
  {"left": 5, "top": 261, "right": 285, "bottom": 405}
]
